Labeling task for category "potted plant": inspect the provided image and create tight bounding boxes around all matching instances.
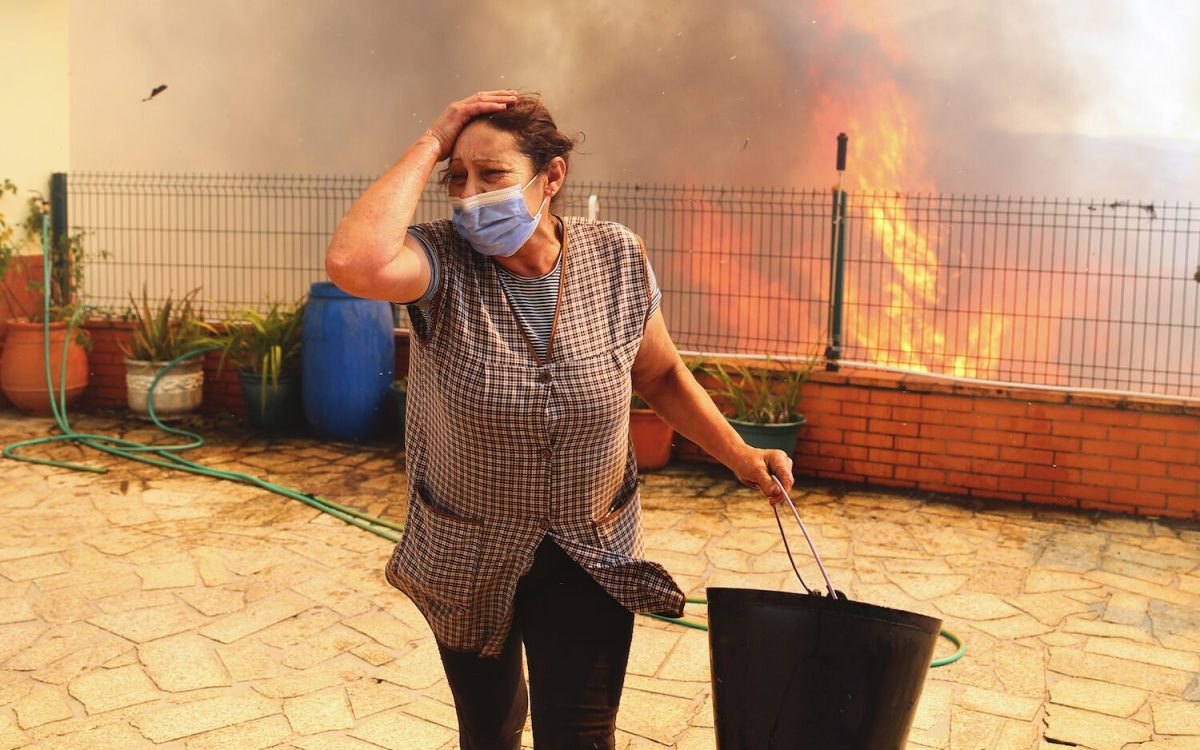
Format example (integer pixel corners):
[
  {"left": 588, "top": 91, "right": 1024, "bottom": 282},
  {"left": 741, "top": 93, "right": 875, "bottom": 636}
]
[
  {"left": 210, "top": 300, "right": 306, "bottom": 431},
  {"left": 0, "top": 185, "right": 97, "bottom": 414},
  {"left": 630, "top": 391, "right": 673, "bottom": 471},
  {"left": 120, "top": 285, "right": 211, "bottom": 420},
  {"left": 701, "top": 355, "right": 814, "bottom": 455}
]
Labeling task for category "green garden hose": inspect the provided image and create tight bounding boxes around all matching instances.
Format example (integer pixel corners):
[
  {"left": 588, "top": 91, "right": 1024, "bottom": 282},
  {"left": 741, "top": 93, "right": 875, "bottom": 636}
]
[{"left": 2, "top": 210, "right": 964, "bottom": 668}]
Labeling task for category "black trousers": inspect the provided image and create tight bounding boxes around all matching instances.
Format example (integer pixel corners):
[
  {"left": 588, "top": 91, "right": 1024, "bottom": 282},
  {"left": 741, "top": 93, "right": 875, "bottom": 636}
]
[{"left": 436, "top": 537, "right": 635, "bottom": 750}]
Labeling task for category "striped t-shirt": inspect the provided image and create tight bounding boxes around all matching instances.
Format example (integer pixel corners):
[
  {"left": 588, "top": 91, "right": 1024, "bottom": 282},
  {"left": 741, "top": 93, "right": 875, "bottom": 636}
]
[{"left": 408, "top": 229, "right": 661, "bottom": 361}]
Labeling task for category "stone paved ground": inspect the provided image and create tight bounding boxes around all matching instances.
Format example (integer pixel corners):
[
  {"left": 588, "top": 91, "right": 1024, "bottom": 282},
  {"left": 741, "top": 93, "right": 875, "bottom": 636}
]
[{"left": 0, "top": 411, "right": 1198, "bottom": 750}]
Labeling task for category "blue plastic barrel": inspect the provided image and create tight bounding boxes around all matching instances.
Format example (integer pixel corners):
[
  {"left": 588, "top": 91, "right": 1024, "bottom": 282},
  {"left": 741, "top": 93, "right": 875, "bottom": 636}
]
[{"left": 302, "top": 282, "right": 395, "bottom": 441}]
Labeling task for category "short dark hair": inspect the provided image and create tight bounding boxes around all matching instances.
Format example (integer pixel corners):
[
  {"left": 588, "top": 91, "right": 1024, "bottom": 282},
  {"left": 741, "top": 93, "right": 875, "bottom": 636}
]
[
  {"left": 478, "top": 93, "right": 580, "bottom": 176},
  {"left": 442, "top": 93, "right": 582, "bottom": 210}
]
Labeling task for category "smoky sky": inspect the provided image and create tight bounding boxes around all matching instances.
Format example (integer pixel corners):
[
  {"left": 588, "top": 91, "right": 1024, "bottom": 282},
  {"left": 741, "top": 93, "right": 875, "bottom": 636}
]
[{"left": 70, "top": 0, "right": 1200, "bottom": 201}]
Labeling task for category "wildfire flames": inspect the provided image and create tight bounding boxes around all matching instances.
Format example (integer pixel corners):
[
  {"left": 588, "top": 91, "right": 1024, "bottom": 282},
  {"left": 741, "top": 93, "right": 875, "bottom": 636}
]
[
  {"left": 668, "top": 4, "right": 1074, "bottom": 384},
  {"left": 815, "top": 77, "right": 1011, "bottom": 378},
  {"left": 805, "top": 7, "right": 1056, "bottom": 380}
]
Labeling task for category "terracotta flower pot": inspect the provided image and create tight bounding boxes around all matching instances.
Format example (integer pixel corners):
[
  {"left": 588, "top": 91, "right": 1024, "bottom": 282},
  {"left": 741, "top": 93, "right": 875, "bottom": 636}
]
[
  {"left": 631, "top": 407, "right": 673, "bottom": 471},
  {"left": 0, "top": 255, "right": 48, "bottom": 409},
  {"left": 0, "top": 335, "right": 7, "bottom": 411},
  {"left": 0, "top": 320, "right": 89, "bottom": 414}
]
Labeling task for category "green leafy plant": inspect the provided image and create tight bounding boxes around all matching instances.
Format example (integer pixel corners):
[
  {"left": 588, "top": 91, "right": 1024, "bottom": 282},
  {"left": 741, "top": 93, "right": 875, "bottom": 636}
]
[
  {"left": 119, "top": 284, "right": 211, "bottom": 362},
  {"left": 210, "top": 300, "right": 306, "bottom": 384},
  {"left": 0, "top": 180, "right": 20, "bottom": 280},
  {"left": 699, "top": 354, "right": 814, "bottom": 424},
  {"left": 0, "top": 182, "right": 104, "bottom": 325}
]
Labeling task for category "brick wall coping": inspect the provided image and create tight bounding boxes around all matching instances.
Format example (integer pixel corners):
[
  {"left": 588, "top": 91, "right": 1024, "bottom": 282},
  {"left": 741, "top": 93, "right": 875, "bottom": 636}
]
[{"left": 808, "top": 368, "right": 1200, "bottom": 417}]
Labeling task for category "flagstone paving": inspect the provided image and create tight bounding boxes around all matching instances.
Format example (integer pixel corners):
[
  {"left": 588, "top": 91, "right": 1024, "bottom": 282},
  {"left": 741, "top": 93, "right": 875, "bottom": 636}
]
[{"left": 0, "top": 411, "right": 1198, "bottom": 749}]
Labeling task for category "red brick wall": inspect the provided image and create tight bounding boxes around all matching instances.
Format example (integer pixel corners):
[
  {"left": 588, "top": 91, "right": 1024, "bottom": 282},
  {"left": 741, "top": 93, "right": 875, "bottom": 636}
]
[
  {"left": 675, "top": 368, "right": 1200, "bottom": 521},
  {"left": 77, "top": 321, "right": 134, "bottom": 411}
]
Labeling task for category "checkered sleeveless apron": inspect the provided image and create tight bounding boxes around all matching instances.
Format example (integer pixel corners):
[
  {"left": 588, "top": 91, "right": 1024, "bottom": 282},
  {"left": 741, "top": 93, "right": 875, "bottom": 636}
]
[{"left": 384, "top": 216, "right": 686, "bottom": 656}]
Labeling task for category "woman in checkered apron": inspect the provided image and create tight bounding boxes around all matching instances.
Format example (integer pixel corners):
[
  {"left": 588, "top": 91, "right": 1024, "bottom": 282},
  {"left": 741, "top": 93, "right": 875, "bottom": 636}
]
[{"left": 326, "top": 91, "right": 794, "bottom": 749}]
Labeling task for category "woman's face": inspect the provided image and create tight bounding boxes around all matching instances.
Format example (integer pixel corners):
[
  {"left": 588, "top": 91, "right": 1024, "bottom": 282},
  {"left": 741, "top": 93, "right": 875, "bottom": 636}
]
[{"left": 447, "top": 122, "right": 542, "bottom": 210}]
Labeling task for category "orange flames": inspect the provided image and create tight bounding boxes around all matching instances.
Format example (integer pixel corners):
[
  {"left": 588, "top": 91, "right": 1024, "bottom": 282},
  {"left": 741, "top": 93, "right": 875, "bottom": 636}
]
[
  {"left": 676, "top": 201, "right": 825, "bottom": 357},
  {"left": 807, "top": 8, "right": 1058, "bottom": 380},
  {"left": 668, "top": 4, "right": 1066, "bottom": 383}
]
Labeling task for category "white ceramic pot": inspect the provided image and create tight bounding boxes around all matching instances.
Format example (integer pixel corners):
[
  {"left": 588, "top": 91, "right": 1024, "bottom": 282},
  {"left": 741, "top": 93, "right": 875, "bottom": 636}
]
[{"left": 124, "top": 356, "right": 204, "bottom": 420}]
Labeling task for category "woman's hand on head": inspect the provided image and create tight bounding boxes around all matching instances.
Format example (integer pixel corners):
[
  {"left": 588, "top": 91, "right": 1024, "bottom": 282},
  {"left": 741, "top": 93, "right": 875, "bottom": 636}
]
[
  {"left": 732, "top": 447, "right": 795, "bottom": 506},
  {"left": 424, "top": 90, "right": 518, "bottom": 161}
]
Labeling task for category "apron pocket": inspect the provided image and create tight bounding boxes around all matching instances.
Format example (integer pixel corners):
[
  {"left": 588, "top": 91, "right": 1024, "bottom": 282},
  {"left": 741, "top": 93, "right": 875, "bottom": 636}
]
[
  {"left": 593, "top": 490, "right": 644, "bottom": 556},
  {"left": 394, "top": 485, "right": 483, "bottom": 609}
]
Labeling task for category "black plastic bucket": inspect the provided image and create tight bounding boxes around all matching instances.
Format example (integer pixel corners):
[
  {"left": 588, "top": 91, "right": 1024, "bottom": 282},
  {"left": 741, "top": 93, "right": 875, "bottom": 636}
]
[{"left": 707, "top": 587, "right": 941, "bottom": 750}]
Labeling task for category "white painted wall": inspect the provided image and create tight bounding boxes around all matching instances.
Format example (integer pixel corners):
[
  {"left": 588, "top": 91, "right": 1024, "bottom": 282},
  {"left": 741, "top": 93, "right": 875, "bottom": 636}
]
[{"left": 0, "top": 0, "right": 69, "bottom": 249}]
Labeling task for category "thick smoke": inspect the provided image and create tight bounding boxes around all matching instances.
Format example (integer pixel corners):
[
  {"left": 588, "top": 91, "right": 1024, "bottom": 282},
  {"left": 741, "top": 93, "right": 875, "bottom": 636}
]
[{"left": 69, "top": 0, "right": 1199, "bottom": 200}]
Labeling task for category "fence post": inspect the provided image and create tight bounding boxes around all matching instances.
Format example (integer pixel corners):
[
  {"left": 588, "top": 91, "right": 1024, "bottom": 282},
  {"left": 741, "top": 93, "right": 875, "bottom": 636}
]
[
  {"left": 824, "top": 135, "right": 848, "bottom": 371},
  {"left": 588, "top": 195, "right": 599, "bottom": 220},
  {"left": 50, "top": 172, "right": 69, "bottom": 304}
]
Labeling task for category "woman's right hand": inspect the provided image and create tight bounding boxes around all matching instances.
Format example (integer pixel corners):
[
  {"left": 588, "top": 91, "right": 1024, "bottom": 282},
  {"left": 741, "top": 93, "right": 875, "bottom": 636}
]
[{"left": 424, "top": 90, "right": 519, "bottom": 161}]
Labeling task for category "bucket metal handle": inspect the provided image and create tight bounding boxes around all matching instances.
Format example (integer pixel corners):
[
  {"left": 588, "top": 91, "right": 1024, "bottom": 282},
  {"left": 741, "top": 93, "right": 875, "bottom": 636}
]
[{"left": 770, "top": 475, "right": 840, "bottom": 599}]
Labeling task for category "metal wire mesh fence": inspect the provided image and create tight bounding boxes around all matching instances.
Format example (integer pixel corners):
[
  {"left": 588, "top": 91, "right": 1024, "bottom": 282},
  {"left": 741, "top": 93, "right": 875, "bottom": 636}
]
[
  {"left": 69, "top": 173, "right": 372, "bottom": 316},
  {"left": 65, "top": 172, "right": 1200, "bottom": 398},
  {"left": 840, "top": 194, "right": 1200, "bottom": 396},
  {"left": 559, "top": 183, "right": 831, "bottom": 360}
]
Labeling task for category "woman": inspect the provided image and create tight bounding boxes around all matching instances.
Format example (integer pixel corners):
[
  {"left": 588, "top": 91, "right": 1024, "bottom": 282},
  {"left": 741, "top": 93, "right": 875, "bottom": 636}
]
[{"left": 326, "top": 90, "right": 793, "bottom": 749}]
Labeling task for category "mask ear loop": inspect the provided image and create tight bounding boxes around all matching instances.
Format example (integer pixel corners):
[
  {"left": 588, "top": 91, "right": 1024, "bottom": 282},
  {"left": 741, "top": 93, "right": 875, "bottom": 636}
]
[{"left": 529, "top": 173, "right": 551, "bottom": 220}]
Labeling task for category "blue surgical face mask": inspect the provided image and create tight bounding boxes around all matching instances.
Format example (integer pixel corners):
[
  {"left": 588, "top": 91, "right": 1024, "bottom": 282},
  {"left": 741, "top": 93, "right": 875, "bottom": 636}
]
[{"left": 450, "top": 174, "right": 548, "bottom": 258}]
